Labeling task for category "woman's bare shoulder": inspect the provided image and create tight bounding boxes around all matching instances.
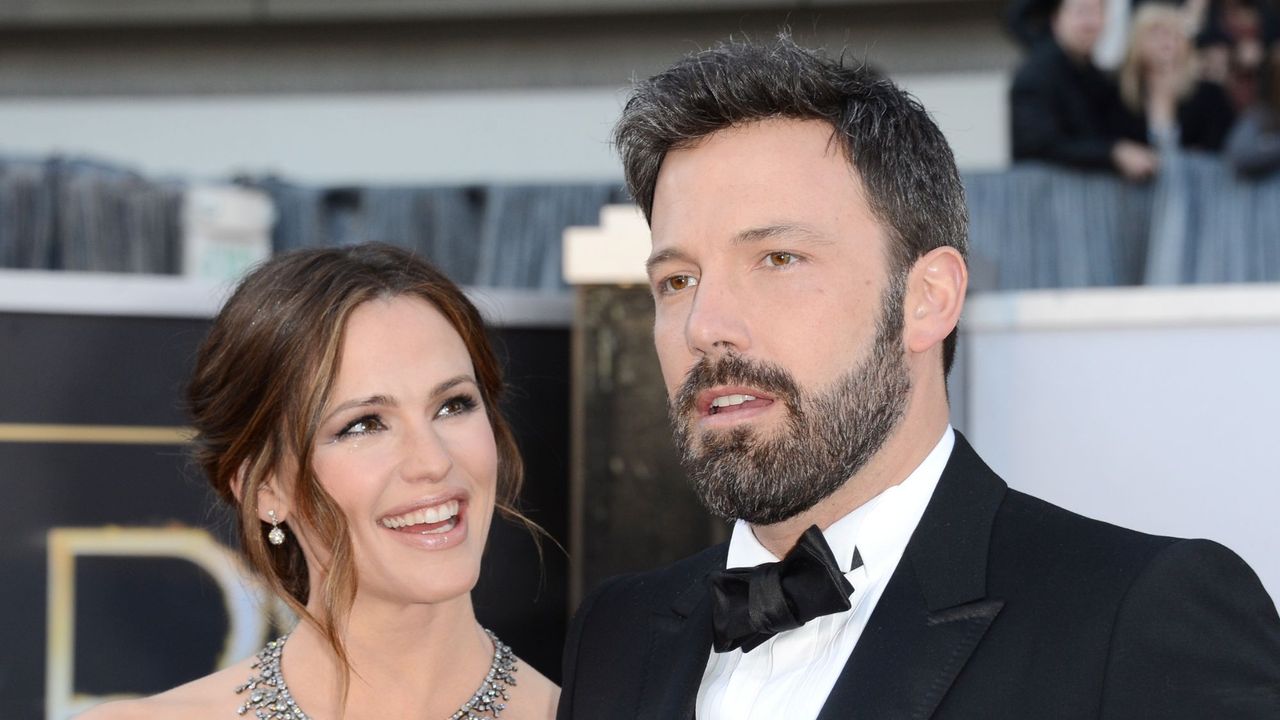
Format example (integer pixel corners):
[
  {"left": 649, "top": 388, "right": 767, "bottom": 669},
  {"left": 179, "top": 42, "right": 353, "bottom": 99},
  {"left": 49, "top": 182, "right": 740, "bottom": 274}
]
[
  {"left": 76, "top": 655, "right": 260, "bottom": 720},
  {"left": 506, "top": 656, "right": 560, "bottom": 720}
]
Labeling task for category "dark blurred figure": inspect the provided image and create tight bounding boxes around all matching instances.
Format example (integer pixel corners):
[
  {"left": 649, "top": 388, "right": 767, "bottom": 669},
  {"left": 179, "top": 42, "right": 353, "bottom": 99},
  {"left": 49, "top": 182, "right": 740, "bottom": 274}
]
[
  {"left": 1225, "top": 49, "right": 1280, "bottom": 174},
  {"left": 1008, "top": 0, "right": 1072, "bottom": 47},
  {"left": 1011, "top": 0, "right": 1159, "bottom": 179},
  {"left": 1011, "top": 0, "right": 1278, "bottom": 46},
  {"left": 1119, "top": 3, "right": 1237, "bottom": 151},
  {"left": 1193, "top": 0, "right": 1280, "bottom": 110}
]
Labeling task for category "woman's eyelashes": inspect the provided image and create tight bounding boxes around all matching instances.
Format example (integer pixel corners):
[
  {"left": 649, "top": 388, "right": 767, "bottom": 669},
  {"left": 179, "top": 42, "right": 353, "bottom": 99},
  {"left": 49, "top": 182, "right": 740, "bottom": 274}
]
[
  {"left": 335, "top": 414, "right": 387, "bottom": 440},
  {"left": 436, "top": 393, "right": 480, "bottom": 418},
  {"left": 332, "top": 394, "right": 481, "bottom": 441}
]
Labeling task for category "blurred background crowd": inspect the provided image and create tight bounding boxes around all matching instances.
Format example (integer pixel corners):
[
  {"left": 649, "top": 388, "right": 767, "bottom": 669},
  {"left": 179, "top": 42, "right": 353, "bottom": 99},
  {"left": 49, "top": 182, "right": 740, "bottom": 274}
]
[
  {"left": 1010, "top": 0, "right": 1280, "bottom": 179},
  {"left": 0, "top": 0, "right": 1277, "bottom": 289}
]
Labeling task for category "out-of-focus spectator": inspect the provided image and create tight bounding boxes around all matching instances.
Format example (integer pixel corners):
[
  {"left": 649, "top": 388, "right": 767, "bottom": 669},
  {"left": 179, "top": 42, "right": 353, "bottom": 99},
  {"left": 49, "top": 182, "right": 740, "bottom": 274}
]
[
  {"left": 1194, "top": 0, "right": 1280, "bottom": 109},
  {"left": 1008, "top": 0, "right": 1138, "bottom": 69},
  {"left": 1225, "top": 49, "right": 1280, "bottom": 174},
  {"left": 1119, "top": 3, "right": 1237, "bottom": 150},
  {"left": 1007, "top": 0, "right": 1070, "bottom": 48},
  {"left": 1011, "top": 0, "right": 1159, "bottom": 180}
]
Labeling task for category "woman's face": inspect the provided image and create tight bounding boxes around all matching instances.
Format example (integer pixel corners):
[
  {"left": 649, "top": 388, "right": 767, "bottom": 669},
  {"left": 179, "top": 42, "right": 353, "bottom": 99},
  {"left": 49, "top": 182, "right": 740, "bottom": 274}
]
[
  {"left": 1139, "top": 19, "right": 1185, "bottom": 71},
  {"left": 301, "top": 294, "right": 499, "bottom": 606}
]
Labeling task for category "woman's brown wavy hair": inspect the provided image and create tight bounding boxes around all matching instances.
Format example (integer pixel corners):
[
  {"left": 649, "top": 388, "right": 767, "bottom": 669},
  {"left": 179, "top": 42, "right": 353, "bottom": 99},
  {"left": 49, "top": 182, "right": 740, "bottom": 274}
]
[{"left": 186, "top": 242, "right": 524, "bottom": 674}]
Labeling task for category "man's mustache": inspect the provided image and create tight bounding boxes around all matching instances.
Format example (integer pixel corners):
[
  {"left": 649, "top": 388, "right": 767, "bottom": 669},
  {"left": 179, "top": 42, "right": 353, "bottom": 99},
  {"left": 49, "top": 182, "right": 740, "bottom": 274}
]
[{"left": 672, "top": 354, "right": 803, "bottom": 419}]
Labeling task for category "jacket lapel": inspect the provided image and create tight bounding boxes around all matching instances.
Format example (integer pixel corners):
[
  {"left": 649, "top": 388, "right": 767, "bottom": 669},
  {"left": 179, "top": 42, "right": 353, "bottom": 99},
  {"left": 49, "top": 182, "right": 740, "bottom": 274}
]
[
  {"left": 639, "top": 545, "right": 727, "bottom": 720},
  {"left": 817, "top": 432, "right": 1007, "bottom": 720}
]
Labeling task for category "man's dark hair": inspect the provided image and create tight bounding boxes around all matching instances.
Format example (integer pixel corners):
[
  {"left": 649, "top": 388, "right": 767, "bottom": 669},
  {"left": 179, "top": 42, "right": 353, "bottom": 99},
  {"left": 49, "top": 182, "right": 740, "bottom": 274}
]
[{"left": 614, "top": 34, "right": 968, "bottom": 376}]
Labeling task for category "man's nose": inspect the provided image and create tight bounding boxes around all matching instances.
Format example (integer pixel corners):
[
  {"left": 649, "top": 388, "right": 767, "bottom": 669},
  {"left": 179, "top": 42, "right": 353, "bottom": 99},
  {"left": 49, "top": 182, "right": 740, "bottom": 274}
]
[{"left": 685, "top": 276, "right": 751, "bottom": 358}]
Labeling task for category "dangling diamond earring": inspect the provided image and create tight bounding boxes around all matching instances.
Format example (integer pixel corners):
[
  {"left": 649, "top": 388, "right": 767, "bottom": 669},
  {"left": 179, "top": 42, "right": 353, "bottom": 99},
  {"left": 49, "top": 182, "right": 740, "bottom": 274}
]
[{"left": 267, "top": 509, "right": 286, "bottom": 546}]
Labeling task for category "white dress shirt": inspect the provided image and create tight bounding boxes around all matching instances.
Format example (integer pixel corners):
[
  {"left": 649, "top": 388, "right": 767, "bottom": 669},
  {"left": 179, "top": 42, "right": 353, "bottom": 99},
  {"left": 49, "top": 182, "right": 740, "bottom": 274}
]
[{"left": 696, "top": 427, "right": 955, "bottom": 720}]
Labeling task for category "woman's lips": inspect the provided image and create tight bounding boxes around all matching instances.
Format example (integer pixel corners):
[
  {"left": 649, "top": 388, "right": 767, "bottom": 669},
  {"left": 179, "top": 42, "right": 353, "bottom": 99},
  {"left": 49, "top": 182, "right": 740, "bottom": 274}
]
[
  {"left": 381, "top": 499, "right": 460, "bottom": 531},
  {"left": 378, "top": 494, "right": 471, "bottom": 550}
]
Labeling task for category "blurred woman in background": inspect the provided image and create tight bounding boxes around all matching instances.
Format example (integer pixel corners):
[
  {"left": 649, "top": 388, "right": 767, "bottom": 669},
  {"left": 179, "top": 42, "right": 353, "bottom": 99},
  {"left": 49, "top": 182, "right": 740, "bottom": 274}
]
[
  {"left": 80, "top": 243, "right": 558, "bottom": 719},
  {"left": 1119, "top": 2, "right": 1237, "bottom": 151}
]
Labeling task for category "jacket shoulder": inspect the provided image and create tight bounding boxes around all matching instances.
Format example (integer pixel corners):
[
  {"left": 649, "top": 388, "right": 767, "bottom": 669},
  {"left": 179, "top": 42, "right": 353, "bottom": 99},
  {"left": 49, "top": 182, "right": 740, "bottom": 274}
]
[
  {"left": 994, "top": 488, "right": 1177, "bottom": 573},
  {"left": 1100, "top": 536, "right": 1280, "bottom": 717},
  {"left": 580, "top": 542, "right": 729, "bottom": 616},
  {"left": 557, "top": 544, "right": 728, "bottom": 720},
  {"left": 991, "top": 488, "right": 1277, "bottom": 622}
]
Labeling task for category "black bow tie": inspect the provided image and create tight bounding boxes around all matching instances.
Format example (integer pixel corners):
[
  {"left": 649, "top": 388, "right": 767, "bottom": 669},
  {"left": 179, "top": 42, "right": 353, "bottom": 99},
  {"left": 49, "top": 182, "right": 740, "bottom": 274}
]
[{"left": 708, "top": 525, "right": 858, "bottom": 654}]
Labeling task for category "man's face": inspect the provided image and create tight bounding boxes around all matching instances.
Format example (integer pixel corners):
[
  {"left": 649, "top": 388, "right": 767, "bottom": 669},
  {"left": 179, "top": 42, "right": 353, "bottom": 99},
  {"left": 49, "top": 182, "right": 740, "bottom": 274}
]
[
  {"left": 1052, "top": 0, "right": 1105, "bottom": 59},
  {"left": 646, "top": 118, "right": 911, "bottom": 525}
]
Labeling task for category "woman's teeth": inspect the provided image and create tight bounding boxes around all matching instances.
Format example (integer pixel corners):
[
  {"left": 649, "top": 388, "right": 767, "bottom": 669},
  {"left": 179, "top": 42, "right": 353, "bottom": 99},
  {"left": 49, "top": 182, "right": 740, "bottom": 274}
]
[{"left": 381, "top": 500, "right": 460, "bottom": 531}]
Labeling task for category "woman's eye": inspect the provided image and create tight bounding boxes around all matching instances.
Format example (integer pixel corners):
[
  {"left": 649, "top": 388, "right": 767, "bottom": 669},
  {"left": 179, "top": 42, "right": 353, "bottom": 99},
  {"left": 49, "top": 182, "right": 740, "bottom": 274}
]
[
  {"left": 660, "top": 274, "right": 699, "bottom": 294},
  {"left": 765, "top": 252, "right": 797, "bottom": 267},
  {"left": 338, "top": 415, "right": 386, "bottom": 438},
  {"left": 437, "top": 395, "right": 479, "bottom": 418}
]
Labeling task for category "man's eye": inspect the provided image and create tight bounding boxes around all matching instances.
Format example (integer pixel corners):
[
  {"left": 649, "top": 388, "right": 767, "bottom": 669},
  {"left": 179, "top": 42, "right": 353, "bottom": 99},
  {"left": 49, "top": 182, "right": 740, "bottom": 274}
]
[
  {"left": 765, "top": 252, "right": 797, "bottom": 267},
  {"left": 661, "top": 275, "right": 699, "bottom": 294}
]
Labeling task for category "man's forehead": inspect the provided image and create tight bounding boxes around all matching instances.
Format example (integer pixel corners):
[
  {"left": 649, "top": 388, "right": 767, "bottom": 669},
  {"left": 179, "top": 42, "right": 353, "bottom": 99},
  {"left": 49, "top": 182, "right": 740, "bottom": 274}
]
[{"left": 652, "top": 121, "right": 870, "bottom": 214}]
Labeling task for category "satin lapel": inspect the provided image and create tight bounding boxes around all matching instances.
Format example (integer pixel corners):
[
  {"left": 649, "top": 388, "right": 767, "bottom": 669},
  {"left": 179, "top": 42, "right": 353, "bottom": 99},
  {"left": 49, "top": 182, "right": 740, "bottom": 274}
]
[
  {"left": 817, "top": 432, "right": 1008, "bottom": 720},
  {"left": 638, "top": 545, "right": 726, "bottom": 720},
  {"left": 818, "top": 570, "right": 1004, "bottom": 719}
]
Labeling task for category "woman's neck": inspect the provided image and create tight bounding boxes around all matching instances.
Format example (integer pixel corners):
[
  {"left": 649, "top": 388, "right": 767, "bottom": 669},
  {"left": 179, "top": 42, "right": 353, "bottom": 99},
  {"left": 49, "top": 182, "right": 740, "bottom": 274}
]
[
  {"left": 280, "top": 593, "right": 495, "bottom": 720},
  {"left": 1145, "top": 68, "right": 1181, "bottom": 132}
]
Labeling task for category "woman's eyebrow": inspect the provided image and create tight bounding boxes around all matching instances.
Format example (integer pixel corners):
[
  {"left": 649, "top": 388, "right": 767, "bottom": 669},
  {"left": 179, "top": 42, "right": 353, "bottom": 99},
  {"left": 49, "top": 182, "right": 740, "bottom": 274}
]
[
  {"left": 323, "top": 394, "right": 396, "bottom": 423},
  {"left": 430, "top": 375, "right": 476, "bottom": 397},
  {"left": 323, "top": 375, "right": 477, "bottom": 422}
]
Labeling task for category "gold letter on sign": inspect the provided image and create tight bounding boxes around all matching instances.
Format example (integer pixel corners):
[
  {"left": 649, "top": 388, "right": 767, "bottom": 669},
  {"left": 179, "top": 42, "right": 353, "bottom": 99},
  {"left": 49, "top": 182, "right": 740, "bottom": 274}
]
[{"left": 45, "top": 527, "right": 290, "bottom": 720}]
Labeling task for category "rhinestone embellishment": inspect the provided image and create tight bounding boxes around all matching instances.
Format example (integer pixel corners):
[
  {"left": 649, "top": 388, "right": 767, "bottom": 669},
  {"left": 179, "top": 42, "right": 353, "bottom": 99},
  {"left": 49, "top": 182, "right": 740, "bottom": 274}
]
[{"left": 234, "top": 629, "right": 517, "bottom": 719}]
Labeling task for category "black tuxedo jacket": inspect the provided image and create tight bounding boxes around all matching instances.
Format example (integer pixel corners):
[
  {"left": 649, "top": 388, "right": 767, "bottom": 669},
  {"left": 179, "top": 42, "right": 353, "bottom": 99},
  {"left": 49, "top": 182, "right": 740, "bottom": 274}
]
[{"left": 557, "top": 433, "right": 1280, "bottom": 719}]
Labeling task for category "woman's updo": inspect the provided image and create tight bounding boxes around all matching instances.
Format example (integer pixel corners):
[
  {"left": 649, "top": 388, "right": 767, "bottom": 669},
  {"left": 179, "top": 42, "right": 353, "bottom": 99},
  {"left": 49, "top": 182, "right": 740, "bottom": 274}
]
[{"left": 186, "top": 243, "right": 524, "bottom": 641}]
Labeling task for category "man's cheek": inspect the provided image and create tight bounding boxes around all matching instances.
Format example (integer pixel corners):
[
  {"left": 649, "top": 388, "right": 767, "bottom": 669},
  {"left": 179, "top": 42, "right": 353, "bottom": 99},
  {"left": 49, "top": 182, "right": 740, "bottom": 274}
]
[{"left": 653, "top": 322, "right": 686, "bottom": 374}]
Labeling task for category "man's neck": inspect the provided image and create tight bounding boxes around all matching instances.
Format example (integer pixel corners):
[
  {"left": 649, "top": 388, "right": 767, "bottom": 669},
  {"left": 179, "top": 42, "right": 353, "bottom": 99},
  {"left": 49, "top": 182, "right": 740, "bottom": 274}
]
[{"left": 749, "top": 411, "right": 950, "bottom": 559}]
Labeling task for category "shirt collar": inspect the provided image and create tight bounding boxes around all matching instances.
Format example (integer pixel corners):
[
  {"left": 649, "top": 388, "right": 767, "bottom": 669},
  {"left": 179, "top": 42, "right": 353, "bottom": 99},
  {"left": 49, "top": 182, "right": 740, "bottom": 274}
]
[{"left": 726, "top": 426, "right": 956, "bottom": 578}]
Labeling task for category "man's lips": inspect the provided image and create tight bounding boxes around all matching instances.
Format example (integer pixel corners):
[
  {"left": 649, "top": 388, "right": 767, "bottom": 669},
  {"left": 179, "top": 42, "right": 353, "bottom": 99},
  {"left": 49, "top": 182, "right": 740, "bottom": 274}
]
[{"left": 695, "top": 386, "right": 777, "bottom": 418}]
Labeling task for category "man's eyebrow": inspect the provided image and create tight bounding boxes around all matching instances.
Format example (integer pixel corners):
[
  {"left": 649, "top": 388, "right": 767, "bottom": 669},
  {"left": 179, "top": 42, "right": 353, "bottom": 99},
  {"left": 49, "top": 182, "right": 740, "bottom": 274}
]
[
  {"left": 645, "top": 247, "right": 694, "bottom": 277},
  {"left": 645, "top": 224, "right": 830, "bottom": 277},
  {"left": 732, "top": 223, "right": 828, "bottom": 245}
]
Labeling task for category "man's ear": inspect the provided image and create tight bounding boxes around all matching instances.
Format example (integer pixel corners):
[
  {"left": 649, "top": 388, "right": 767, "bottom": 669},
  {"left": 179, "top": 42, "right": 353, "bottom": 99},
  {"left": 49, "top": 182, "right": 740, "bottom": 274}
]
[
  {"left": 230, "top": 459, "right": 290, "bottom": 524},
  {"left": 904, "top": 246, "right": 967, "bottom": 355}
]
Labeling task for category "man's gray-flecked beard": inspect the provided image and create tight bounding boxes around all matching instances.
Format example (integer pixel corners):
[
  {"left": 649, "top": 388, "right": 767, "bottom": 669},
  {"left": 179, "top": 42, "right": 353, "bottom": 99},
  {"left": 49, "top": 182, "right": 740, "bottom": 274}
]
[{"left": 670, "top": 280, "right": 912, "bottom": 526}]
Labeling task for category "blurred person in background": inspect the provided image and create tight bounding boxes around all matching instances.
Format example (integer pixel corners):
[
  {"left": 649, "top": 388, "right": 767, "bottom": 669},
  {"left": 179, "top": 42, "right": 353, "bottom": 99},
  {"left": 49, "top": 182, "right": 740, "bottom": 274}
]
[
  {"left": 1226, "top": 48, "right": 1280, "bottom": 174},
  {"left": 1010, "top": 0, "right": 1279, "bottom": 68},
  {"left": 1194, "top": 0, "right": 1280, "bottom": 109},
  {"left": 1011, "top": 0, "right": 1160, "bottom": 180},
  {"left": 1008, "top": 0, "right": 1134, "bottom": 67},
  {"left": 1119, "top": 3, "right": 1237, "bottom": 151},
  {"left": 80, "top": 244, "right": 558, "bottom": 720}
]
